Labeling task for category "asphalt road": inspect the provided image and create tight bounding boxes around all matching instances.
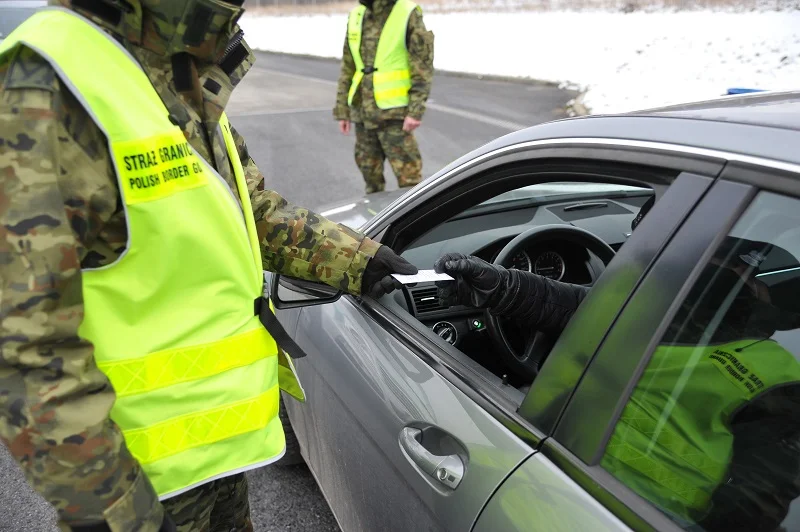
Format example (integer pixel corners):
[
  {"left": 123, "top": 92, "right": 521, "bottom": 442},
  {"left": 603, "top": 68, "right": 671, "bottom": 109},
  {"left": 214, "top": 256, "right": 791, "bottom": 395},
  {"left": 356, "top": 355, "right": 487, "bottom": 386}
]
[{"left": 0, "top": 52, "right": 572, "bottom": 531}]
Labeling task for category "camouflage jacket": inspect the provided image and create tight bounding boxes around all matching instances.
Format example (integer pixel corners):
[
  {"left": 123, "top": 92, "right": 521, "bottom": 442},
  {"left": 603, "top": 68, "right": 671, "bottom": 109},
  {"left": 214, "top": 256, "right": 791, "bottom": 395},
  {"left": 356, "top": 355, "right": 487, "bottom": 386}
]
[
  {"left": 0, "top": 9, "right": 379, "bottom": 532},
  {"left": 333, "top": 0, "right": 434, "bottom": 128}
]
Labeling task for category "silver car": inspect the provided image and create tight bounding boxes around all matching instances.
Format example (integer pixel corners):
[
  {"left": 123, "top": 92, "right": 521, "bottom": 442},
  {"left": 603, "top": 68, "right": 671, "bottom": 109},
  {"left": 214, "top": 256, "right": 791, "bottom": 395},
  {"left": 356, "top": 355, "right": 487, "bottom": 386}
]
[{"left": 271, "top": 92, "right": 800, "bottom": 532}]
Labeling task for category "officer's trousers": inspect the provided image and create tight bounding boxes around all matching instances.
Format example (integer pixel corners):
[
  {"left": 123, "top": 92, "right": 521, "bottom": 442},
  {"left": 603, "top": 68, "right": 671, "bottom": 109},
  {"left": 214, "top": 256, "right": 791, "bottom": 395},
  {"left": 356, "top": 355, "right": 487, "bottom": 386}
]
[
  {"left": 355, "top": 120, "right": 422, "bottom": 193},
  {"left": 163, "top": 473, "right": 252, "bottom": 532}
]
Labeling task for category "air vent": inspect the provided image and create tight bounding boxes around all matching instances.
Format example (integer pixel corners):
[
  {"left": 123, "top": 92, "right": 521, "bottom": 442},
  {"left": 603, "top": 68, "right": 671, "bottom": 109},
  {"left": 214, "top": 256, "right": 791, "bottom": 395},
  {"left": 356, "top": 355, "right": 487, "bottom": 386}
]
[{"left": 411, "top": 287, "right": 446, "bottom": 314}]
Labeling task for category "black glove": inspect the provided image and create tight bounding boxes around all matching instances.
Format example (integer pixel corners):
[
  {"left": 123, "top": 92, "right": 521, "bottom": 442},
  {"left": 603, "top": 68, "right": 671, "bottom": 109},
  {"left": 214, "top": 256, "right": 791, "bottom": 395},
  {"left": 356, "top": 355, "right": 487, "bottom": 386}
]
[
  {"left": 435, "top": 252, "right": 589, "bottom": 336},
  {"left": 433, "top": 253, "right": 510, "bottom": 309},
  {"left": 363, "top": 245, "right": 418, "bottom": 298}
]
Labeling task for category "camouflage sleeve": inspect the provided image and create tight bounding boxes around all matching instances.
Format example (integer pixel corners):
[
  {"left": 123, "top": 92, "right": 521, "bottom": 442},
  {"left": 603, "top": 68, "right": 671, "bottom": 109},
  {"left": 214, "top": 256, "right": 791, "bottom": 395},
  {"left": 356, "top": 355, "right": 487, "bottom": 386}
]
[
  {"left": 334, "top": 31, "right": 355, "bottom": 121},
  {"left": 0, "top": 52, "right": 162, "bottom": 532},
  {"left": 232, "top": 126, "right": 380, "bottom": 295},
  {"left": 406, "top": 8, "right": 434, "bottom": 121}
]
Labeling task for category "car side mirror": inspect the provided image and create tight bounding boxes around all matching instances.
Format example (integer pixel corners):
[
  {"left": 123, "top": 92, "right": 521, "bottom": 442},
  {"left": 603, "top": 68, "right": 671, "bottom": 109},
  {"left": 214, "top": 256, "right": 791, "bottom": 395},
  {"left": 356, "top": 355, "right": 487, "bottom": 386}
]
[{"left": 270, "top": 274, "right": 343, "bottom": 310}]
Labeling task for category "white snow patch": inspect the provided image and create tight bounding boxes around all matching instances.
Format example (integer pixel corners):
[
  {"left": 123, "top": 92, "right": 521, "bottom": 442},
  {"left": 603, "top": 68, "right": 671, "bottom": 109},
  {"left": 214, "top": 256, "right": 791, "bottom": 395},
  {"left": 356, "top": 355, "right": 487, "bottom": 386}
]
[{"left": 240, "top": 10, "right": 800, "bottom": 114}]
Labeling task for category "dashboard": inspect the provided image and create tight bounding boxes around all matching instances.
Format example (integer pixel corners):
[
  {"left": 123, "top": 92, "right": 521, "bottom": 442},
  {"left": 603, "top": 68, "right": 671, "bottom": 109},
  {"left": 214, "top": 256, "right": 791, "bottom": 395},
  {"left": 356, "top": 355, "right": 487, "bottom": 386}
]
[{"left": 476, "top": 239, "right": 594, "bottom": 285}]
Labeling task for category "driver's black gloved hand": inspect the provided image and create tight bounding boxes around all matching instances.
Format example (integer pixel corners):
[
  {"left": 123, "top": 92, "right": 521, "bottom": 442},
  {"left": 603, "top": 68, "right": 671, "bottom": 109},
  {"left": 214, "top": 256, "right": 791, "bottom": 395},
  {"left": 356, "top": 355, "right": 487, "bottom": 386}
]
[
  {"left": 435, "top": 253, "right": 590, "bottom": 336},
  {"left": 363, "top": 245, "right": 418, "bottom": 298},
  {"left": 434, "top": 253, "right": 510, "bottom": 309}
]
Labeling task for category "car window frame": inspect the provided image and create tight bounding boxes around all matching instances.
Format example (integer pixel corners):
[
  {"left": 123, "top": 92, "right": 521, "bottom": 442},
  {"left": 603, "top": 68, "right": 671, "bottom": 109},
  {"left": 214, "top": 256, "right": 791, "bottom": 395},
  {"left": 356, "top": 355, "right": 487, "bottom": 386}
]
[
  {"left": 545, "top": 163, "right": 800, "bottom": 530},
  {"left": 370, "top": 139, "right": 725, "bottom": 252},
  {"left": 357, "top": 139, "right": 728, "bottom": 453}
]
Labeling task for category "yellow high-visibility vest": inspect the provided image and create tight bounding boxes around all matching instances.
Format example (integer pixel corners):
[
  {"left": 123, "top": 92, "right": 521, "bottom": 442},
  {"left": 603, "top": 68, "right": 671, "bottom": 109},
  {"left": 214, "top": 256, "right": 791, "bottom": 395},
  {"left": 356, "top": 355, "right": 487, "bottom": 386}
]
[
  {"left": 0, "top": 7, "right": 304, "bottom": 499},
  {"left": 347, "top": 0, "right": 417, "bottom": 109}
]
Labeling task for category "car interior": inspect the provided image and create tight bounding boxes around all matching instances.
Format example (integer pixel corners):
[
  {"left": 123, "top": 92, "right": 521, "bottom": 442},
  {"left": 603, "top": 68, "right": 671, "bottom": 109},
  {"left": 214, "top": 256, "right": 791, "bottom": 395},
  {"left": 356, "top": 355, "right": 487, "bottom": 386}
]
[
  {"left": 368, "top": 158, "right": 800, "bottom": 412},
  {"left": 372, "top": 160, "right": 668, "bottom": 404}
]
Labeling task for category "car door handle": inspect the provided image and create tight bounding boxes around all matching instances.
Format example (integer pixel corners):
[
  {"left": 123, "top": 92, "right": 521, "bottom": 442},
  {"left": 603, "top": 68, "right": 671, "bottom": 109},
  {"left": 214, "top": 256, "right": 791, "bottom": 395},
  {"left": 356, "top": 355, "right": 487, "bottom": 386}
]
[{"left": 400, "top": 427, "right": 464, "bottom": 490}]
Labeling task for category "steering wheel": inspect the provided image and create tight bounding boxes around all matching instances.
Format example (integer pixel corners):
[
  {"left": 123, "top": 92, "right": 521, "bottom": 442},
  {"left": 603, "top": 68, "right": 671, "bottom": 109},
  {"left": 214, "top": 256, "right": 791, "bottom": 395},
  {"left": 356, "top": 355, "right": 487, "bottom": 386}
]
[{"left": 485, "top": 225, "right": 616, "bottom": 381}]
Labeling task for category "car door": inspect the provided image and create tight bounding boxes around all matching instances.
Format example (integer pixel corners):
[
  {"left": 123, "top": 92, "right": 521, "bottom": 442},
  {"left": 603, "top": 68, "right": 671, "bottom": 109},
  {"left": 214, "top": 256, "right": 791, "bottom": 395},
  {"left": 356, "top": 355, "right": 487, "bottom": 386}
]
[
  {"left": 275, "top": 154, "right": 720, "bottom": 531},
  {"left": 281, "top": 291, "right": 537, "bottom": 532},
  {"left": 482, "top": 165, "right": 800, "bottom": 530}
]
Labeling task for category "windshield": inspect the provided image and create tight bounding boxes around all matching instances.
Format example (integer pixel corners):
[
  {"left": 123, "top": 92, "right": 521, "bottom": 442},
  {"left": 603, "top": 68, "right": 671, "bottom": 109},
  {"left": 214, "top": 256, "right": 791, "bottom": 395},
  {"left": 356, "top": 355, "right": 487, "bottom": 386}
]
[{"left": 476, "top": 182, "right": 650, "bottom": 208}]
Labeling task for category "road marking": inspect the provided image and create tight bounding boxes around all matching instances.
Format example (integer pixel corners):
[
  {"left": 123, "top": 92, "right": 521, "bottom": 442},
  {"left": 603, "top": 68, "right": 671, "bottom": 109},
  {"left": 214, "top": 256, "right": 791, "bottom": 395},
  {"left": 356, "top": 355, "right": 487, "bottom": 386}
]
[{"left": 257, "top": 68, "right": 528, "bottom": 131}]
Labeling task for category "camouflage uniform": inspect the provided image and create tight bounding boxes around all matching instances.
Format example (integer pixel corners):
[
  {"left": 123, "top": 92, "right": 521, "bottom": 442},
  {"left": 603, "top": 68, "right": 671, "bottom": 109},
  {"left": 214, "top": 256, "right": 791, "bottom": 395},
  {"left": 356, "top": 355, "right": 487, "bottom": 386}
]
[
  {"left": 334, "top": 0, "right": 434, "bottom": 193},
  {"left": 164, "top": 474, "right": 252, "bottom": 532},
  {"left": 0, "top": 1, "right": 383, "bottom": 531}
]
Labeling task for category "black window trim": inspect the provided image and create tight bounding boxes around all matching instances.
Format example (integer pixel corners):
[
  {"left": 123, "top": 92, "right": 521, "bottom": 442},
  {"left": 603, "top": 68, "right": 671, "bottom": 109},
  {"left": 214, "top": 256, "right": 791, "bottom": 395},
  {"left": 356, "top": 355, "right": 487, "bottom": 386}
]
[{"left": 521, "top": 163, "right": 800, "bottom": 531}]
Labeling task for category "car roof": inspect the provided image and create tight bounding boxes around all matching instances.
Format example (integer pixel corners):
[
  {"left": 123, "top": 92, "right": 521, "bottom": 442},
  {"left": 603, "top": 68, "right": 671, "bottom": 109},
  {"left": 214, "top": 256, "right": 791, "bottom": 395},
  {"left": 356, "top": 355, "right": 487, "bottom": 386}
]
[
  {"left": 630, "top": 91, "right": 800, "bottom": 132},
  {"left": 432, "top": 91, "right": 800, "bottom": 182}
]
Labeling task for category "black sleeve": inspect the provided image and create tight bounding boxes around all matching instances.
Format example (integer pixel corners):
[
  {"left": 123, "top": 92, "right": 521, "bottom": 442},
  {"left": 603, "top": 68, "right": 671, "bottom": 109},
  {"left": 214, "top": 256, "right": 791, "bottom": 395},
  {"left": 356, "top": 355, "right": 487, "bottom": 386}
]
[
  {"left": 491, "top": 269, "right": 591, "bottom": 336},
  {"left": 698, "top": 383, "right": 800, "bottom": 532}
]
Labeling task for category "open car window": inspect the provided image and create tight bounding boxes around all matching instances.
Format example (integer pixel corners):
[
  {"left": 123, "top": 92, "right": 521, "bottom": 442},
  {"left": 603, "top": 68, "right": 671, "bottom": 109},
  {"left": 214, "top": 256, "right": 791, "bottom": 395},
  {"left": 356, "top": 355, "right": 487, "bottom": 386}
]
[
  {"left": 383, "top": 172, "right": 662, "bottom": 407},
  {"left": 369, "top": 152, "right": 716, "bottom": 445}
]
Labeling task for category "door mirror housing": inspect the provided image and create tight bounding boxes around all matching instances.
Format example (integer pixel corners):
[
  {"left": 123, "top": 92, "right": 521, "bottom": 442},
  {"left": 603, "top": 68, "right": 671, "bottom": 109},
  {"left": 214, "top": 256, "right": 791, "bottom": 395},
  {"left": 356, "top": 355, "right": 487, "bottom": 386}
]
[{"left": 269, "top": 273, "right": 343, "bottom": 310}]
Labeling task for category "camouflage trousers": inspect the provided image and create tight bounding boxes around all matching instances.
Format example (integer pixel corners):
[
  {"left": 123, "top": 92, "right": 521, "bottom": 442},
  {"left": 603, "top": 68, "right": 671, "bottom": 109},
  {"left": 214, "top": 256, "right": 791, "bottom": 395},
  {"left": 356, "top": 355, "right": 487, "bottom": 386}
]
[
  {"left": 354, "top": 120, "right": 422, "bottom": 193},
  {"left": 162, "top": 473, "right": 253, "bottom": 532}
]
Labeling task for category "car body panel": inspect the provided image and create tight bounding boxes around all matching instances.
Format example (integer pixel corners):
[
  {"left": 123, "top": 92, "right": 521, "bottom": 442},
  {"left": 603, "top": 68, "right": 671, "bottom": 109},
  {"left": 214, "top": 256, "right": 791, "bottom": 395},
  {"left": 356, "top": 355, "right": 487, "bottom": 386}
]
[
  {"left": 283, "top": 296, "right": 533, "bottom": 532},
  {"left": 425, "top": 115, "right": 800, "bottom": 190},
  {"left": 472, "top": 453, "right": 631, "bottom": 532}
]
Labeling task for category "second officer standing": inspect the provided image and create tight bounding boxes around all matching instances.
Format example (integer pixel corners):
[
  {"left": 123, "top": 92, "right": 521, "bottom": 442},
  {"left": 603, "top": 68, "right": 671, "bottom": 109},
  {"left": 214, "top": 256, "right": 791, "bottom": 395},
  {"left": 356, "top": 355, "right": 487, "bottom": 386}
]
[{"left": 334, "top": 0, "right": 434, "bottom": 193}]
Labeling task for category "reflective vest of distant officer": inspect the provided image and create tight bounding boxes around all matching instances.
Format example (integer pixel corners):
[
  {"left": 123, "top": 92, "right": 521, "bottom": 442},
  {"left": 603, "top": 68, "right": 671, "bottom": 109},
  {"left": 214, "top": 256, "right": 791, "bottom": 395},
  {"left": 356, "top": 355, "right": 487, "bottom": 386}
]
[
  {"left": 334, "top": 0, "right": 434, "bottom": 194},
  {"left": 347, "top": 0, "right": 416, "bottom": 110}
]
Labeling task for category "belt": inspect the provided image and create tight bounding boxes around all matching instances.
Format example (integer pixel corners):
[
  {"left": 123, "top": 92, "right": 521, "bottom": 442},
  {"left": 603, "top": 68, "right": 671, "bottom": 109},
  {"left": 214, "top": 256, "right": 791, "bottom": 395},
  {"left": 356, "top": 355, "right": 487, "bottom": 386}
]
[{"left": 254, "top": 297, "right": 307, "bottom": 359}]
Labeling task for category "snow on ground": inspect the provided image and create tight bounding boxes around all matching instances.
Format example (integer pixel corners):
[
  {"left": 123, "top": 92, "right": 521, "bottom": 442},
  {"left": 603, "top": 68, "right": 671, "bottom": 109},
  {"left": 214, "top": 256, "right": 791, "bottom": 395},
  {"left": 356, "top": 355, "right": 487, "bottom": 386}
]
[{"left": 241, "top": 10, "right": 800, "bottom": 114}]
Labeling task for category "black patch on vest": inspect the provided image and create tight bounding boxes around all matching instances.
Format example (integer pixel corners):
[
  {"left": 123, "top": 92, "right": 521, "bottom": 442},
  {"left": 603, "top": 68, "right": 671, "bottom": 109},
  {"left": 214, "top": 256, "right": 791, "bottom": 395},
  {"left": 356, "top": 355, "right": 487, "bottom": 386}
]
[
  {"left": 171, "top": 53, "right": 194, "bottom": 92},
  {"left": 203, "top": 78, "right": 222, "bottom": 95}
]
